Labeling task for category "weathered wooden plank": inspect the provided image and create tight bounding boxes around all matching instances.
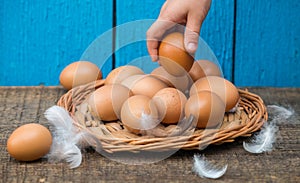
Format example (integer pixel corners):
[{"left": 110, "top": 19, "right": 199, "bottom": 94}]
[
  {"left": 115, "top": 0, "right": 235, "bottom": 79},
  {"left": 201, "top": 0, "right": 235, "bottom": 81},
  {"left": 114, "top": 0, "right": 163, "bottom": 72},
  {"left": 234, "top": 0, "right": 300, "bottom": 87},
  {"left": 0, "top": 0, "right": 113, "bottom": 86},
  {"left": 0, "top": 87, "right": 299, "bottom": 182},
  {"left": 2, "top": 1, "right": 299, "bottom": 87}
]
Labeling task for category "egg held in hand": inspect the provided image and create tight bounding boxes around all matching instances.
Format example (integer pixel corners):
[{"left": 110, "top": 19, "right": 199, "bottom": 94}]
[
  {"left": 190, "top": 76, "right": 240, "bottom": 112},
  {"left": 185, "top": 91, "right": 225, "bottom": 128},
  {"left": 120, "top": 95, "right": 160, "bottom": 134},
  {"left": 59, "top": 61, "right": 102, "bottom": 90},
  {"left": 7, "top": 123, "right": 52, "bottom": 161},
  {"left": 158, "top": 32, "right": 194, "bottom": 76},
  {"left": 88, "top": 84, "right": 133, "bottom": 121}
]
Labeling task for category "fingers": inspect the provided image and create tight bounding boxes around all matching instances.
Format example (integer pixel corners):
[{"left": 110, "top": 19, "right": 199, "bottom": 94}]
[
  {"left": 184, "top": 13, "right": 202, "bottom": 54},
  {"left": 184, "top": 0, "right": 211, "bottom": 54},
  {"left": 159, "top": 1, "right": 168, "bottom": 16},
  {"left": 146, "top": 20, "right": 175, "bottom": 61},
  {"left": 146, "top": 39, "right": 159, "bottom": 61}
]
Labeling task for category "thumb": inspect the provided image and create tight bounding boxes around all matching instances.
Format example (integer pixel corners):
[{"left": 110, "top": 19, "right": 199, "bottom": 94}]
[{"left": 184, "top": 13, "right": 202, "bottom": 54}]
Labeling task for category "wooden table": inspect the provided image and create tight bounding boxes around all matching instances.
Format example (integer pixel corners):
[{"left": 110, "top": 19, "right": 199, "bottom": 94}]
[{"left": 0, "top": 87, "right": 299, "bottom": 183}]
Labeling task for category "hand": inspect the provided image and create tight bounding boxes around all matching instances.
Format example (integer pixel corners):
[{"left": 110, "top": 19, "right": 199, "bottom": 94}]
[{"left": 146, "top": 0, "right": 211, "bottom": 61}]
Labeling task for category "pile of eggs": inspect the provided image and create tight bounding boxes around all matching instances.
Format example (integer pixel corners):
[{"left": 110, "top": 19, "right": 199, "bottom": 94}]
[
  {"left": 59, "top": 32, "right": 240, "bottom": 134},
  {"left": 6, "top": 32, "right": 240, "bottom": 162}
]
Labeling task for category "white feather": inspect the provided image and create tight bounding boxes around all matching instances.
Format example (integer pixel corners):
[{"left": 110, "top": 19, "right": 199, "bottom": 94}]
[
  {"left": 46, "top": 136, "right": 82, "bottom": 169},
  {"left": 139, "top": 111, "right": 160, "bottom": 130},
  {"left": 243, "top": 122, "right": 278, "bottom": 153},
  {"left": 45, "top": 105, "right": 74, "bottom": 131},
  {"left": 193, "top": 154, "right": 227, "bottom": 179},
  {"left": 267, "top": 105, "right": 294, "bottom": 123},
  {"left": 243, "top": 105, "right": 293, "bottom": 153},
  {"left": 64, "top": 145, "right": 82, "bottom": 169},
  {"left": 44, "top": 105, "right": 84, "bottom": 168}
]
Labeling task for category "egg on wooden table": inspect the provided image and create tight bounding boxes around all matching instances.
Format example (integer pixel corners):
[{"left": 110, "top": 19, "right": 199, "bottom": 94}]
[
  {"left": 105, "top": 65, "right": 144, "bottom": 85},
  {"left": 88, "top": 84, "right": 133, "bottom": 121},
  {"left": 120, "top": 95, "right": 160, "bottom": 134},
  {"left": 188, "top": 60, "right": 222, "bottom": 82},
  {"left": 185, "top": 91, "right": 225, "bottom": 128},
  {"left": 190, "top": 76, "right": 240, "bottom": 112},
  {"left": 7, "top": 123, "right": 52, "bottom": 161},
  {"left": 158, "top": 32, "right": 194, "bottom": 76},
  {"left": 59, "top": 61, "right": 102, "bottom": 90},
  {"left": 152, "top": 88, "right": 187, "bottom": 124},
  {"left": 121, "top": 74, "right": 167, "bottom": 98}
]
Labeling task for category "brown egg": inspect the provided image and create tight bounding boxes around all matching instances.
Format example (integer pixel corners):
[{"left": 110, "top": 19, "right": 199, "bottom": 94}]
[
  {"left": 105, "top": 65, "right": 144, "bottom": 85},
  {"left": 150, "top": 66, "right": 191, "bottom": 93},
  {"left": 152, "top": 88, "right": 187, "bottom": 124},
  {"left": 189, "top": 60, "right": 222, "bottom": 82},
  {"left": 121, "top": 74, "right": 145, "bottom": 89},
  {"left": 7, "top": 123, "right": 52, "bottom": 161},
  {"left": 185, "top": 91, "right": 225, "bottom": 128},
  {"left": 190, "top": 76, "right": 240, "bottom": 112},
  {"left": 59, "top": 61, "right": 102, "bottom": 90},
  {"left": 121, "top": 75, "right": 167, "bottom": 98},
  {"left": 120, "top": 95, "right": 160, "bottom": 134},
  {"left": 158, "top": 32, "right": 194, "bottom": 76},
  {"left": 88, "top": 84, "right": 133, "bottom": 121}
]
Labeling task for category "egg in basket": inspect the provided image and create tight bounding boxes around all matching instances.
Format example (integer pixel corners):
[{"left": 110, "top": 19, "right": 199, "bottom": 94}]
[{"left": 56, "top": 32, "right": 267, "bottom": 155}]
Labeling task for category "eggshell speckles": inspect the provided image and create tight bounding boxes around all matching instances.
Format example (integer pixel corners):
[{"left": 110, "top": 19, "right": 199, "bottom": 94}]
[
  {"left": 7, "top": 123, "right": 52, "bottom": 161},
  {"left": 153, "top": 88, "right": 187, "bottom": 124},
  {"left": 59, "top": 61, "right": 102, "bottom": 90},
  {"left": 158, "top": 32, "right": 194, "bottom": 76}
]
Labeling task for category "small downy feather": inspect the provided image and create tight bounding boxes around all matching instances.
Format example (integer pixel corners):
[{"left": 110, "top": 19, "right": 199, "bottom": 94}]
[
  {"left": 45, "top": 105, "right": 74, "bottom": 131},
  {"left": 47, "top": 135, "right": 83, "bottom": 168},
  {"left": 243, "top": 122, "right": 278, "bottom": 153},
  {"left": 44, "top": 105, "right": 86, "bottom": 168},
  {"left": 243, "top": 105, "right": 293, "bottom": 153},
  {"left": 267, "top": 105, "right": 294, "bottom": 123},
  {"left": 193, "top": 154, "right": 227, "bottom": 179}
]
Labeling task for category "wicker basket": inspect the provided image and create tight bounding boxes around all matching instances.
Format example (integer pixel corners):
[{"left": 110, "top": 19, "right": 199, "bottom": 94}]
[{"left": 57, "top": 79, "right": 268, "bottom": 153}]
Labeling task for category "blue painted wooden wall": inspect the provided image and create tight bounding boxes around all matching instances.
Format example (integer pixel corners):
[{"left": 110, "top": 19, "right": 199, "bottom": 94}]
[
  {"left": 1, "top": 0, "right": 299, "bottom": 87},
  {"left": 235, "top": 0, "right": 300, "bottom": 86}
]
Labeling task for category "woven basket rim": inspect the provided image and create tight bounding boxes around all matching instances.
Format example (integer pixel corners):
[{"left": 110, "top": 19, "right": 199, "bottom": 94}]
[{"left": 57, "top": 79, "right": 268, "bottom": 153}]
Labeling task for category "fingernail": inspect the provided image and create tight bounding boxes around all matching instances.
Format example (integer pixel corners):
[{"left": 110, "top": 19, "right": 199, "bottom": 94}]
[{"left": 187, "top": 43, "right": 197, "bottom": 52}]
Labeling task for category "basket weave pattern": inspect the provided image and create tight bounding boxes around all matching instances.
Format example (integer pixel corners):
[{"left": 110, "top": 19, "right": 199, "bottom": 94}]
[{"left": 57, "top": 80, "right": 268, "bottom": 153}]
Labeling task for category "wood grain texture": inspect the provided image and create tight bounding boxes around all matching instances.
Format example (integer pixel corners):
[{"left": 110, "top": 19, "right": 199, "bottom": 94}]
[
  {"left": 0, "top": 87, "right": 299, "bottom": 182},
  {"left": 200, "top": 0, "right": 235, "bottom": 81},
  {"left": 114, "top": 0, "right": 164, "bottom": 71},
  {"left": 1, "top": 1, "right": 300, "bottom": 87},
  {"left": 0, "top": 0, "right": 113, "bottom": 86},
  {"left": 234, "top": 0, "right": 300, "bottom": 87}
]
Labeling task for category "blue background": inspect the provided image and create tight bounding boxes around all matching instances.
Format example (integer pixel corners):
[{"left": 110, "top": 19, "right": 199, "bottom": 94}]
[{"left": 1, "top": 0, "right": 299, "bottom": 87}]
